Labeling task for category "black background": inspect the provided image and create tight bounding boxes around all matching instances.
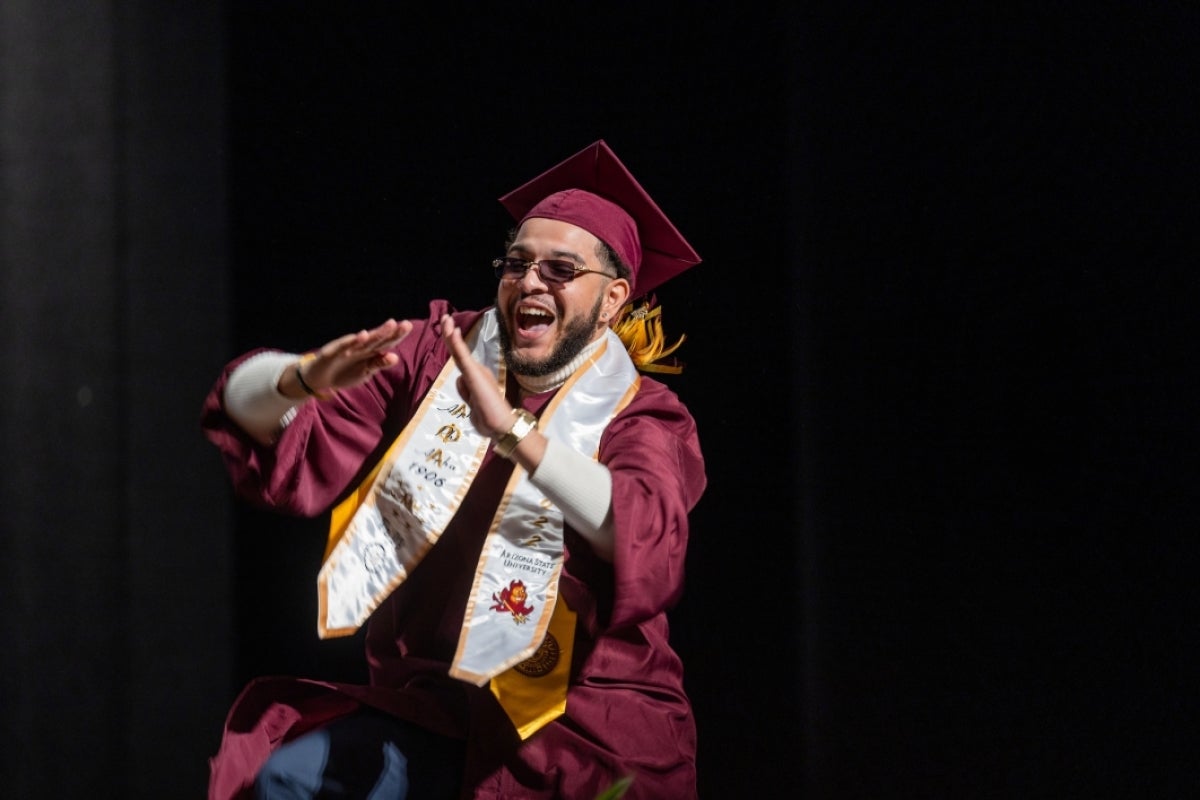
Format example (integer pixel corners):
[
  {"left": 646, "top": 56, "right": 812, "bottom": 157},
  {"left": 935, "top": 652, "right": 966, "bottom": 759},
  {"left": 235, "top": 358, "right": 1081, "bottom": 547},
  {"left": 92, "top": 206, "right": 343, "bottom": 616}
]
[
  {"left": 225, "top": 4, "right": 1197, "bottom": 797},
  {"left": 225, "top": 5, "right": 798, "bottom": 797},
  {"left": 2, "top": 3, "right": 1196, "bottom": 797}
]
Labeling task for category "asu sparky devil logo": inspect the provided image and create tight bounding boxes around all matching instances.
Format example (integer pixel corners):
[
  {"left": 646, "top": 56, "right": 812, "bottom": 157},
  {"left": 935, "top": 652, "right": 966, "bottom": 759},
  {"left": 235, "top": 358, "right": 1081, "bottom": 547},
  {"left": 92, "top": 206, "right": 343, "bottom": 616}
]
[{"left": 490, "top": 579, "right": 535, "bottom": 624}]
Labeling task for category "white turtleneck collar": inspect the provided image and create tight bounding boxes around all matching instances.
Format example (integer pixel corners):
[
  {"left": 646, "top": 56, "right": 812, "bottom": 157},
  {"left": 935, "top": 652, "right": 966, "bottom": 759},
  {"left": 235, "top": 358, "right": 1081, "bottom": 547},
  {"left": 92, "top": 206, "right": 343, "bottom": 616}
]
[{"left": 513, "top": 336, "right": 606, "bottom": 396}]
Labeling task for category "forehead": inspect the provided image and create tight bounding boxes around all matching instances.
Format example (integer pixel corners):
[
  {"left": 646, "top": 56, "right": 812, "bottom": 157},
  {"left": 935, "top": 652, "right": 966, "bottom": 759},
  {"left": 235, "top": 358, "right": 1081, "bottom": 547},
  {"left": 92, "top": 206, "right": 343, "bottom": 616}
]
[{"left": 510, "top": 217, "right": 602, "bottom": 261}]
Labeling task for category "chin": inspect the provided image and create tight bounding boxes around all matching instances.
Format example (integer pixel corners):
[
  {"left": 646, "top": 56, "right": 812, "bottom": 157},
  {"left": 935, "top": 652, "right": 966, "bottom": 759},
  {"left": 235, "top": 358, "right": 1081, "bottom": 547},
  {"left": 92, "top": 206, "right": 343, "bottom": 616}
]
[
  {"left": 507, "top": 350, "right": 555, "bottom": 377},
  {"left": 498, "top": 304, "right": 598, "bottom": 378}
]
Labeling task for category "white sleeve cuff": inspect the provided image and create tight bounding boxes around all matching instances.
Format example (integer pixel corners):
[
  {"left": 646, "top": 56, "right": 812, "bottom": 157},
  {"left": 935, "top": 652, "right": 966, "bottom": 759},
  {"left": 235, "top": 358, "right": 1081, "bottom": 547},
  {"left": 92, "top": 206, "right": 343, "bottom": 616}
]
[
  {"left": 222, "top": 351, "right": 303, "bottom": 443},
  {"left": 529, "top": 438, "right": 615, "bottom": 559}
]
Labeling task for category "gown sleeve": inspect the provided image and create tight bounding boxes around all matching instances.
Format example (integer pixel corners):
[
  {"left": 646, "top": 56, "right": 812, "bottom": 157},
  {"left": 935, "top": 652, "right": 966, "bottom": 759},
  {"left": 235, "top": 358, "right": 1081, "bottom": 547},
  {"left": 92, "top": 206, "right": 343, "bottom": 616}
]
[
  {"left": 594, "top": 378, "right": 706, "bottom": 628},
  {"left": 199, "top": 300, "right": 480, "bottom": 517}
]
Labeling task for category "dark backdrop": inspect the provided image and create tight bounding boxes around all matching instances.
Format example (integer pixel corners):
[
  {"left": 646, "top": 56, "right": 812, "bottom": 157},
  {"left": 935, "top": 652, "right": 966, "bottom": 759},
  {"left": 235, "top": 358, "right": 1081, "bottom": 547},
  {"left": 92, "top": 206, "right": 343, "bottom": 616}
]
[
  {"left": 1, "top": 3, "right": 1196, "bottom": 798},
  {"left": 223, "top": 6, "right": 796, "bottom": 798}
]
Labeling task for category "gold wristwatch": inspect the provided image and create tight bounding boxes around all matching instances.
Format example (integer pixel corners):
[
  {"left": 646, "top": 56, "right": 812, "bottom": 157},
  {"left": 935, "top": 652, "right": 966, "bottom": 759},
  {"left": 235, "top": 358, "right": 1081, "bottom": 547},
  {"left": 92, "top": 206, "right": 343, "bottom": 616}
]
[{"left": 493, "top": 409, "right": 538, "bottom": 459}]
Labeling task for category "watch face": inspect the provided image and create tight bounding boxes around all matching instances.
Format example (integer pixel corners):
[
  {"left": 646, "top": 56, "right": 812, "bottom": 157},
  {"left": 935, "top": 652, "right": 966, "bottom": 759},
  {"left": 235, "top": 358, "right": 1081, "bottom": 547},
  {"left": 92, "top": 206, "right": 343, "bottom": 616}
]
[{"left": 496, "top": 411, "right": 537, "bottom": 459}]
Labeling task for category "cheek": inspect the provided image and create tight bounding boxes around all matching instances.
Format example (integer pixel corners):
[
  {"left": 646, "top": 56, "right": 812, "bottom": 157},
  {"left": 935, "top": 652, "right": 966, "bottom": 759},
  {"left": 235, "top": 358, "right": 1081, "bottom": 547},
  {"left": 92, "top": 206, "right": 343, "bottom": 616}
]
[
  {"left": 563, "top": 289, "right": 598, "bottom": 317},
  {"left": 496, "top": 287, "right": 523, "bottom": 315}
]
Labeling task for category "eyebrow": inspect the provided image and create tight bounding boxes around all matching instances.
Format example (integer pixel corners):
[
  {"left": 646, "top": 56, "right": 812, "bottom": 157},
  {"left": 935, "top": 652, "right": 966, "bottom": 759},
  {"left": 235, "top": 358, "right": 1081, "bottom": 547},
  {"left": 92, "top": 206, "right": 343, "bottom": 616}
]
[{"left": 507, "top": 244, "right": 586, "bottom": 265}]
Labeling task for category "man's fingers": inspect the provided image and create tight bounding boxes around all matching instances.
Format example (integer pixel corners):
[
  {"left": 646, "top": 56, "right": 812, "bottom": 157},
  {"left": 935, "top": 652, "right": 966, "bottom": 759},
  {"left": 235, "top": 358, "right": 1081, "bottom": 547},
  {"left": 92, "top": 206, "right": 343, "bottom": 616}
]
[
  {"left": 440, "top": 315, "right": 473, "bottom": 365},
  {"left": 322, "top": 330, "right": 367, "bottom": 356},
  {"left": 455, "top": 374, "right": 472, "bottom": 404},
  {"left": 302, "top": 319, "right": 410, "bottom": 391},
  {"left": 383, "top": 319, "right": 413, "bottom": 345},
  {"left": 325, "top": 319, "right": 411, "bottom": 361},
  {"left": 441, "top": 316, "right": 498, "bottom": 394},
  {"left": 363, "top": 319, "right": 411, "bottom": 349}
]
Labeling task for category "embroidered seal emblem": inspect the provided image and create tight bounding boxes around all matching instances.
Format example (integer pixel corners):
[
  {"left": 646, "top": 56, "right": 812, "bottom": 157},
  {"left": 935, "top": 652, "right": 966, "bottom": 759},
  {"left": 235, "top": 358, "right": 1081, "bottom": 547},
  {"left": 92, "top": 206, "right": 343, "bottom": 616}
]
[
  {"left": 490, "top": 579, "right": 535, "bottom": 624},
  {"left": 362, "top": 542, "right": 389, "bottom": 577},
  {"left": 514, "top": 632, "right": 560, "bottom": 678}
]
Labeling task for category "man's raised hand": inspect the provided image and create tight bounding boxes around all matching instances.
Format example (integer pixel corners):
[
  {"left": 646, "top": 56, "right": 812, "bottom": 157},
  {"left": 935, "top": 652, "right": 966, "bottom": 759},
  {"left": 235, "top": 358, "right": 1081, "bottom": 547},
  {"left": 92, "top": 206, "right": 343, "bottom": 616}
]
[
  {"left": 439, "top": 314, "right": 511, "bottom": 438},
  {"left": 288, "top": 319, "right": 412, "bottom": 397}
]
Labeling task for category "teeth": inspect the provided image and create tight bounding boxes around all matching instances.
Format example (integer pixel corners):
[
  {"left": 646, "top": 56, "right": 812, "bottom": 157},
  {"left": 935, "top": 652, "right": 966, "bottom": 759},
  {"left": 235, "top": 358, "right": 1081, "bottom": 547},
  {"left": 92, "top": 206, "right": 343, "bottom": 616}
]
[{"left": 520, "top": 307, "right": 552, "bottom": 319}]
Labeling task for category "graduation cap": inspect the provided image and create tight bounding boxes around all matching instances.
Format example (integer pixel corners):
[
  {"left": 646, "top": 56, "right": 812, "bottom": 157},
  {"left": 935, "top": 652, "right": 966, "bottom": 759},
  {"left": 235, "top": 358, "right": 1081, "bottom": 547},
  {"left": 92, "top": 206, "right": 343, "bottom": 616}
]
[{"left": 498, "top": 140, "right": 701, "bottom": 298}]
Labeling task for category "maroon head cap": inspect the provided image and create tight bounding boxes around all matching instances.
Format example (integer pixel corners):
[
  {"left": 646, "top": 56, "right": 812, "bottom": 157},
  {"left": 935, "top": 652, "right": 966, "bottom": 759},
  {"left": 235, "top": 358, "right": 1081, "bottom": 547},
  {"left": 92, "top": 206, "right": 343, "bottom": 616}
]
[{"left": 498, "top": 140, "right": 701, "bottom": 297}]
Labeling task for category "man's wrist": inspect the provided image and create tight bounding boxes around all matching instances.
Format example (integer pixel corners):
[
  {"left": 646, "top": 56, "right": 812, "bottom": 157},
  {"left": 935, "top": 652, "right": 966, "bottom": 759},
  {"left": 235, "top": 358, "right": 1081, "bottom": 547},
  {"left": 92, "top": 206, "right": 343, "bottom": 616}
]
[
  {"left": 293, "top": 354, "right": 334, "bottom": 400},
  {"left": 492, "top": 409, "right": 538, "bottom": 460}
]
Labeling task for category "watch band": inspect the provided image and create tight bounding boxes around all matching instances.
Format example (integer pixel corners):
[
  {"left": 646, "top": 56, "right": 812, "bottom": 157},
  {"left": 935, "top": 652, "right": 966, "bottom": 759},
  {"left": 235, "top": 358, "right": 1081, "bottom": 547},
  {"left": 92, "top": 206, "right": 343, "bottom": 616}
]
[{"left": 493, "top": 409, "right": 538, "bottom": 459}]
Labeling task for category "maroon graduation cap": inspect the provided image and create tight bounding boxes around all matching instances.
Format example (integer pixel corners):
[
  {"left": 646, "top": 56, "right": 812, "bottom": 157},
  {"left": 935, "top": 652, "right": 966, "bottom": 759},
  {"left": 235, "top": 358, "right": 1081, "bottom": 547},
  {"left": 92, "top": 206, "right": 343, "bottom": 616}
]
[{"left": 498, "top": 140, "right": 701, "bottom": 298}]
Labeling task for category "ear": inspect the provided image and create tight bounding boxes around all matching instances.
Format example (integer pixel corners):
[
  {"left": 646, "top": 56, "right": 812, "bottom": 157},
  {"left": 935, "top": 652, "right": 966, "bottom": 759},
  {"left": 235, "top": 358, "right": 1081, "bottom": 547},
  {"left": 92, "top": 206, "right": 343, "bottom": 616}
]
[{"left": 599, "top": 278, "right": 631, "bottom": 324}]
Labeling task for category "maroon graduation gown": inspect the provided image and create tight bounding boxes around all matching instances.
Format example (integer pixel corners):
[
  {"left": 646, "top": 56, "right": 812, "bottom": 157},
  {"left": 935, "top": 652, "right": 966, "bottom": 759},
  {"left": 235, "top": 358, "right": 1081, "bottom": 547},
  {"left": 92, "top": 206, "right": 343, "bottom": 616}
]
[{"left": 201, "top": 301, "right": 706, "bottom": 799}]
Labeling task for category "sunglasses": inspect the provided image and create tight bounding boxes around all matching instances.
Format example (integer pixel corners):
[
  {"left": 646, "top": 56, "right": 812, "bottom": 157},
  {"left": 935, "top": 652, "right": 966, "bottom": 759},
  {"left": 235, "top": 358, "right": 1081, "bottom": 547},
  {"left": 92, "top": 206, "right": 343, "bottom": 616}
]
[{"left": 492, "top": 257, "right": 615, "bottom": 285}]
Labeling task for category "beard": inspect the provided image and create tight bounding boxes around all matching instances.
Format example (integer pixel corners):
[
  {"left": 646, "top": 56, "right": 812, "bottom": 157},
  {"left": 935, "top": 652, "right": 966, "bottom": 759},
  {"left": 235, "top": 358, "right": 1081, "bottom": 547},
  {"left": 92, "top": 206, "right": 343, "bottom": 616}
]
[{"left": 497, "top": 292, "right": 604, "bottom": 377}]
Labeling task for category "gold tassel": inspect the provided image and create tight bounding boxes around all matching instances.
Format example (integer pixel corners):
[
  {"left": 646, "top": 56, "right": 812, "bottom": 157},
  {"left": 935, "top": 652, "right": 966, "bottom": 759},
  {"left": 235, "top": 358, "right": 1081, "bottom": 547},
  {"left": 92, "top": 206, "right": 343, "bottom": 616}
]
[{"left": 611, "top": 299, "right": 686, "bottom": 374}]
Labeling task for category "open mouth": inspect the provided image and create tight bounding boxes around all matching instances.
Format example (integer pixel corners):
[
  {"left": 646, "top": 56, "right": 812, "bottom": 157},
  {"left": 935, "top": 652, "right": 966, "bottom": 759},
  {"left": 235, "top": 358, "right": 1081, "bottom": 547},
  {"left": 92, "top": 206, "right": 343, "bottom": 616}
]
[{"left": 515, "top": 303, "right": 555, "bottom": 338}]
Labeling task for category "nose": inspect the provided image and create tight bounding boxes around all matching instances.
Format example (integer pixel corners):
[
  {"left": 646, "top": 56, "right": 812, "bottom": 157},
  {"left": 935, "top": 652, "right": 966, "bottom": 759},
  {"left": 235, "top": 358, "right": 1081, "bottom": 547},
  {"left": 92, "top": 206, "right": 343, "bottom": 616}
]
[{"left": 516, "top": 262, "right": 550, "bottom": 290}]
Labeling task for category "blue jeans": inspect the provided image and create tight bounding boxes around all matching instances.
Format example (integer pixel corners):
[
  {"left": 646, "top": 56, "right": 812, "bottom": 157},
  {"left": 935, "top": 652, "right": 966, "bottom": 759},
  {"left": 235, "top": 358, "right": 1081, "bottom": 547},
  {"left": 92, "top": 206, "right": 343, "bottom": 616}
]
[{"left": 254, "top": 711, "right": 465, "bottom": 799}]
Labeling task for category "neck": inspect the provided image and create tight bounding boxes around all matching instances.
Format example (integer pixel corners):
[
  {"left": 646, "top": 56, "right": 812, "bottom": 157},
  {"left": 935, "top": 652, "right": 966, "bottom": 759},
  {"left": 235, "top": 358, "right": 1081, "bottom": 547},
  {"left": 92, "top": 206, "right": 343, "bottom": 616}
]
[{"left": 514, "top": 335, "right": 605, "bottom": 396}]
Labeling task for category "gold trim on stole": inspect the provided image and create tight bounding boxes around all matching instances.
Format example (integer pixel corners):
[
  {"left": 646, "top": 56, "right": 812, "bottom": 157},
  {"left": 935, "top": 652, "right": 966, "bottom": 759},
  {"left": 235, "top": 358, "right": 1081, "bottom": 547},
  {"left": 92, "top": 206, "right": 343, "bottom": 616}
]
[
  {"left": 319, "top": 319, "right": 641, "bottom": 738},
  {"left": 482, "top": 356, "right": 642, "bottom": 740}
]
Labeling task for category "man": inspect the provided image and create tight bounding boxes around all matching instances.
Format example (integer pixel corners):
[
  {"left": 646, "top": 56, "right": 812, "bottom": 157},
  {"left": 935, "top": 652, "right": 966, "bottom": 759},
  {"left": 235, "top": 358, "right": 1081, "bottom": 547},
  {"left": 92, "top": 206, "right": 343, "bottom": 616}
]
[{"left": 203, "top": 140, "right": 706, "bottom": 799}]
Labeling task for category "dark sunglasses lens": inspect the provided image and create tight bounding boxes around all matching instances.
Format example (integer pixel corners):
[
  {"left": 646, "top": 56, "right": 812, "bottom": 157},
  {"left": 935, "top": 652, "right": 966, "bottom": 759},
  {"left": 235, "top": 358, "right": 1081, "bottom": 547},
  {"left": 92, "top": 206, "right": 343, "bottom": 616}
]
[
  {"left": 540, "top": 260, "right": 578, "bottom": 283},
  {"left": 495, "top": 258, "right": 524, "bottom": 278}
]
